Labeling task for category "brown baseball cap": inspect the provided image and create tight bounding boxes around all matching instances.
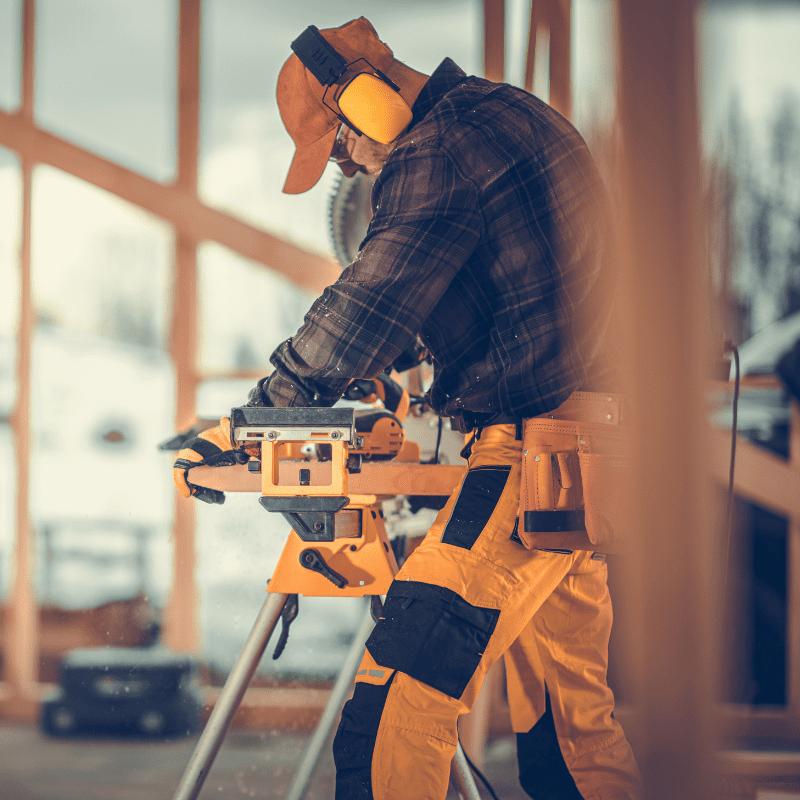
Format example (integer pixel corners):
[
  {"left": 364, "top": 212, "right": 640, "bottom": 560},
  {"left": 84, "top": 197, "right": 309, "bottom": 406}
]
[{"left": 276, "top": 17, "right": 396, "bottom": 194}]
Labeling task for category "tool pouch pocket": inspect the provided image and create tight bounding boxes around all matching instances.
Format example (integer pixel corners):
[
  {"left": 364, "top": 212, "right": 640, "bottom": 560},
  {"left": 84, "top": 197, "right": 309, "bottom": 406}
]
[
  {"left": 575, "top": 425, "right": 633, "bottom": 548},
  {"left": 519, "top": 417, "right": 632, "bottom": 551}
]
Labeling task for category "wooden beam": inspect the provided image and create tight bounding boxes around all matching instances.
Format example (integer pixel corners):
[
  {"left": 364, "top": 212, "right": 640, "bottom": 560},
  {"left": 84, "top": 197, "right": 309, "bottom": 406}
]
[
  {"left": 201, "top": 686, "right": 332, "bottom": 732},
  {"left": 0, "top": 111, "right": 339, "bottom": 294},
  {"left": 717, "top": 749, "right": 800, "bottom": 784},
  {"left": 717, "top": 705, "right": 800, "bottom": 744},
  {"left": 708, "top": 430, "right": 800, "bottom": 518},
  {"left": 190, "top": 460, "right": 466, "bottom": 498},
  {"left": 483, "top": 0, "right": 505, "bottom": 82}
]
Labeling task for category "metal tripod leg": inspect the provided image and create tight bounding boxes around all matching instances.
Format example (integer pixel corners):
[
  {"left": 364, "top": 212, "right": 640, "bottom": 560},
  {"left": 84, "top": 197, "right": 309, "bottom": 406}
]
[
  {"left": 284, "top": 600, "right": 376, "bottom": 800},
  {"left": 452, "top": 742, "right": 483, "bottom": 800},
  {"left": 172, "top": 589, "right": 484, "bottom": 800},
  {"left": 172, "top": 591, "right": 289, "bottom": 800}
]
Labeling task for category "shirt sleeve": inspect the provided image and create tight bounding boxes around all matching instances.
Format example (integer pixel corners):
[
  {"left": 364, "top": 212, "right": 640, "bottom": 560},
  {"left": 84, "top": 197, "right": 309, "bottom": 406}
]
[{"left": 266, "top": 146, "right": 482, "bottom": 407}]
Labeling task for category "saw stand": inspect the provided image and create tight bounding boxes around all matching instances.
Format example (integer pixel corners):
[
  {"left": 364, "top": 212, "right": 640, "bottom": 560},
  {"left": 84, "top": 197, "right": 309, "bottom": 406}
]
[{"left": 172, "top": 407, "right": 482, "bottom": 800}]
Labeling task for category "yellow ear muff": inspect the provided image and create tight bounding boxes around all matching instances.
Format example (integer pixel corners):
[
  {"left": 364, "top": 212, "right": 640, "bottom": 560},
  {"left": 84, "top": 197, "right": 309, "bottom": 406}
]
[{"left": 337, "top": 73, "right": 413, "bottom": 145}]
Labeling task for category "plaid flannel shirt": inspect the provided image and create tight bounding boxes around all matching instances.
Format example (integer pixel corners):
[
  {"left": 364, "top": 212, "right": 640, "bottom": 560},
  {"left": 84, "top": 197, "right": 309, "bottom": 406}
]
[{"left": 266, "top": 58, "right": 615, "bottom": 419}]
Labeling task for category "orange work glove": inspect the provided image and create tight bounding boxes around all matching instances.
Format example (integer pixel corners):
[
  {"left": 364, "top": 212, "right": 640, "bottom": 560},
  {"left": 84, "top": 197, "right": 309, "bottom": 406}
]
[{"left": 172, "top": 417, "right": 249, "bottom": 504}]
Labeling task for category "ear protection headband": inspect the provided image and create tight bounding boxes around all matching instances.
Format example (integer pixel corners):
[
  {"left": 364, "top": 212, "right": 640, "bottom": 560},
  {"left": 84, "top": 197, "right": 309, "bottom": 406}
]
[{"left": 291, "top": 25, "right": 413, "bottom": 145}]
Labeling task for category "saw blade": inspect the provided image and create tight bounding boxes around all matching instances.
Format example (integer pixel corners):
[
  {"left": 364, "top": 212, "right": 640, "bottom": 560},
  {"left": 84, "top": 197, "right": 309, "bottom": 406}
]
[{"left": 327, "top": 172, "right": 376, "bottom": 269}]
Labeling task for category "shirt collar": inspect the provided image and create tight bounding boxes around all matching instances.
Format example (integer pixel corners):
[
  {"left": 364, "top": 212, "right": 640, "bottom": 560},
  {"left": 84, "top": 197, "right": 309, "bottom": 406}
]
[{"left": 410, "top": 58, "right": 468, "bottom": 129}]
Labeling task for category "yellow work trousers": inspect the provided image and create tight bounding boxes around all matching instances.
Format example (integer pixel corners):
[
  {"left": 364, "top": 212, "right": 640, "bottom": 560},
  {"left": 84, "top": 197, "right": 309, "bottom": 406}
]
[{"left": 333, "top": 421, "right": 641, "bottom": 800}]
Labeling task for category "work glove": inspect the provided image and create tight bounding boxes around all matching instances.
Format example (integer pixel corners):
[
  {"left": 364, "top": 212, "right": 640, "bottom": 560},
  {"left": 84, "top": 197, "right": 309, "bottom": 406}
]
[{"left": 172, "top": 417, "right": 249, "bottom": 504}]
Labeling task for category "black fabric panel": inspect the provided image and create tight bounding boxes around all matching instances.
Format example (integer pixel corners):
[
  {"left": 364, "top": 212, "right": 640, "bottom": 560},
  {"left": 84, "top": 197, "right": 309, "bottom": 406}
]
[
  {"left": 441, "top": 465, "right": 511, "bottom": 550},
  {"left": 333, "top": 677, "right": 395, "bottom": 800},
  {"left": 365, "top": 580, "right": 500, "bottom": 699},
  {"left": 187, "top": 437, "right": 223, "bottom": 460},
  {"left": 517, "top": 691, "right": 585, "bottom": 800},
  {"left": 524, "top": 509, "right": 586, "bottom": 532}
]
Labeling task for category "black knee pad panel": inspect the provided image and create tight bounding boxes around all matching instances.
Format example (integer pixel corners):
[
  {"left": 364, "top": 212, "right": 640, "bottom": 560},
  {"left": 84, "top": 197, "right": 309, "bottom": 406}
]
[
  {"left": 517, "top": 692, "right": 585, "bottom": 800},
  {"left": 365, "top": 580, "right": 500, "bottom": 699},
  {"left": 333, "top": 678, "right": 395, "bottom": 800}
]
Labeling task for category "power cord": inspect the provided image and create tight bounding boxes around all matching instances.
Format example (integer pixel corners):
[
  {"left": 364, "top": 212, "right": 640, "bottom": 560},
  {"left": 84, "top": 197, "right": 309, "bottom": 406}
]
[
  {"left": 721, "top": 340, "right": 740, "bottom": 623},
  {"left": 724, "top": 341, "right": 740, "bottom": 529},
  {"left": 433, "top": 415, "right": 444, "bottom": 464}
]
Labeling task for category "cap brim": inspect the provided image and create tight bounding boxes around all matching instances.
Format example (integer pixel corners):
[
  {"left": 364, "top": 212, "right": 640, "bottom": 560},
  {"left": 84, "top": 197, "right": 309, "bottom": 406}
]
[{"left": 282, "top": 126, "right": 339, "bottom": 195}]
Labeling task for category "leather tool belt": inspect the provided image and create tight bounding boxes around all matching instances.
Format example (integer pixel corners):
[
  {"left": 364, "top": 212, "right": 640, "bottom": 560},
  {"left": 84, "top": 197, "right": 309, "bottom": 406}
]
[{"left": 519, "top": 391, "right": 631, "bottom": 553}]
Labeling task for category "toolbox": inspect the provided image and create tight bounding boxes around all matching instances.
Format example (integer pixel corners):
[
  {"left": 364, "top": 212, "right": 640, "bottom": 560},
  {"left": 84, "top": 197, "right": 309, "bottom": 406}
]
[{"left": 40, "top": 646, "right": 202, "bottom": 738}]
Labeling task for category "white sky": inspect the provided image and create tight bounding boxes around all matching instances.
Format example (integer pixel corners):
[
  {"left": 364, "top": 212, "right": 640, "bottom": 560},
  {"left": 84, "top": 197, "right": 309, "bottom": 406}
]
[{"left": 700, "top": 4, "right": 800, "bottom": 153}]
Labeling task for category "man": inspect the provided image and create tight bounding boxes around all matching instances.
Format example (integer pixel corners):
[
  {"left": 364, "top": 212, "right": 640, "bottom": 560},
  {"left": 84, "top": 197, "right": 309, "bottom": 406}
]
[{"left": 174, "top": 17, "right": 640, "bottom": 800}]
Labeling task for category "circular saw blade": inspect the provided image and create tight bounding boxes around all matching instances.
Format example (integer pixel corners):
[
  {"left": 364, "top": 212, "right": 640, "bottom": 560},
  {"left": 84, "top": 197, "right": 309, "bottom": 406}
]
[{"left": 328, "top": 172, "right": 376, "bottom": 269}]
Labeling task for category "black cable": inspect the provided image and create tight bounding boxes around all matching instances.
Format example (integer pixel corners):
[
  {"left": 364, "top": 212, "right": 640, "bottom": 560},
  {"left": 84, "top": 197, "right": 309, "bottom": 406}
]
[
  {"left": 433, "top": 415, "right": 443, "bottom": 465},
  {"left": 458, "top": 740, "right": 501, "bottom": 800},
  {"left": 721, "top": 341, "right": 740, "bottom": 620},
  {"left": 726, "top": 343, "right": 740, "bottom": 502}
]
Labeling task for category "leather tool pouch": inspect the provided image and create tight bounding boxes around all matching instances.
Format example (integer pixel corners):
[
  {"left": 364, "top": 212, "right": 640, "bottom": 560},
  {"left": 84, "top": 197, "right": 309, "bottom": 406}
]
[{"left": 519, "top": 396, "right": 632, "bottom": 552}]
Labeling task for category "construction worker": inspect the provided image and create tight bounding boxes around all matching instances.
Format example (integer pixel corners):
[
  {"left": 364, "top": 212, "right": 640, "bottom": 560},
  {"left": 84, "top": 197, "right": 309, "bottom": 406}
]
[{"left": 174, "top": 17, "right": 641, "bottom": 800}]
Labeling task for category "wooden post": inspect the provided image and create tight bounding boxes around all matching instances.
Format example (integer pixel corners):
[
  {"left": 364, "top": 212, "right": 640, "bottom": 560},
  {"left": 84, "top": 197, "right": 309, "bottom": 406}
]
[
  {"left": 6, "top": 0, "right": 39, "bottom": 703},
  {"left": 616, "top": 1, "right": 717, "bottom": 798},
  {"left": 163, "top": 0, "right": 202, "bottom": 654},
  {"left": 548, "top": 0, "right": 571, "bottom": 119},
  {"left": 525, "top": 0, "right": 572, "bottom": 118},
  {"left": 484, "top": 0, "right": 505, "bottom": 83}
]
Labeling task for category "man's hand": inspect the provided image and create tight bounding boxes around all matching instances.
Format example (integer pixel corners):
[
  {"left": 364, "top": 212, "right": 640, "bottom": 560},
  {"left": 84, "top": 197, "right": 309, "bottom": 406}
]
[{"left": 172, "top": 417, "right": 249, "bottom": 504}]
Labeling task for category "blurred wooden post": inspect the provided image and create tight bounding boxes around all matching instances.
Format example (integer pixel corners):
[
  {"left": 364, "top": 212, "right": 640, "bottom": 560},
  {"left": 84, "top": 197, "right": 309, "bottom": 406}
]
[
  {"left": 616, "top": 1, "right": 718, "bottom": 798},
  {"left": 547, "top": 0, "right": 571, "bottom": 119},
  {"left": 789, "top": 400, "right": 800, "bottom": 722},
  {"left": 525, "top": 0, "right": 571, "bottom": 119},
  {"left": 484, "top": 0, "right": 505, "bottom": 83},
  {"left": 163, "top": 0, "right": 202, "bottom": 653},
  {"left": 6, "top": 0, "right": 39, "bottom": 705}
]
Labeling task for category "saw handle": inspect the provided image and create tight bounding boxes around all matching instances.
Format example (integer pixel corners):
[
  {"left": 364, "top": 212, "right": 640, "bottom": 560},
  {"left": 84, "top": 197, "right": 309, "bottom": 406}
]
[{"left": 344, "top": 372, "right": 410, "bottom": 422}]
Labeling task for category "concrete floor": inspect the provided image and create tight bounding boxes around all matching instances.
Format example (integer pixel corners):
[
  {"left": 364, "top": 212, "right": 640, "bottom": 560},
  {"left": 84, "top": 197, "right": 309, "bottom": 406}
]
[{"left": 0, "top": 723, "right": 529, "bottom": 800}]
